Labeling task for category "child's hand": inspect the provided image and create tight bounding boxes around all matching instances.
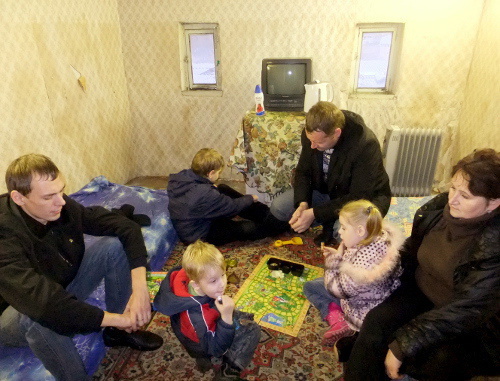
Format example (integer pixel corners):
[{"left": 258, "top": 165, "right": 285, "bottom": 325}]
[
  {"left": 251, "top": 195, "right": 259, "bottom": 202},
  {"left": 323, "top": 246, "right": 338, "bottom": 258},
  {"left": 215, "top": 295, "right": 235, "bottom": 324}
]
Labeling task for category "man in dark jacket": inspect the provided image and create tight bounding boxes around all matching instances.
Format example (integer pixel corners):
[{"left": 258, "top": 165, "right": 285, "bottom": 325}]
[
  {"left": 270, "top": 101, "right": 391, "bottom": 246},
  {"left": 0, "top": 154, "right": 162, "bottom": 381}
]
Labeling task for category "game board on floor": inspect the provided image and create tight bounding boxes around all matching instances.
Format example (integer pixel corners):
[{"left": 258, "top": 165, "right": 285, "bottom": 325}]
[{"left": 233, "top": 255, "right": 324, "bottom": 337}]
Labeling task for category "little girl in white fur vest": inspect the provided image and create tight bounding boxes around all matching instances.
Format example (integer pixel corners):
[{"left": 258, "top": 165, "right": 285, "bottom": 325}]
[{"left": 303, "top": 199, "right": 405, "bottom": 347}]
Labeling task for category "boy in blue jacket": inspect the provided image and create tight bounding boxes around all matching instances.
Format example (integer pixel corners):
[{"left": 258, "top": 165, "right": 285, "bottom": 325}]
[
  {"left": 154, "top": 240, "right": 261, "bottom": 378},
  {"left": 168, "top": 148, "right": 288, "bottom": 245}
]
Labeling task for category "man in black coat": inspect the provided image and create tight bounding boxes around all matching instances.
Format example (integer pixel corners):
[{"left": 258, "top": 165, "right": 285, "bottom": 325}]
[
  {"left": 270, "top": 101, "right": 391, "bottom": 246},
  {"left": 0, "top": 154, "right": 163, "bottom": 380}
]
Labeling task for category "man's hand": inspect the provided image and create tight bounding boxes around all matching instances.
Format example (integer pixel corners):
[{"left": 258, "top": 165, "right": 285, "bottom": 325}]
[
  {"left": 289, "top": 202, "right": 308, "bottom": 226},
  {"left": 385, "top": 349, "right": 404, "bottom": 380},
  {"left": 125, "top": 266, "right": 152, "bottom": 331},
  {"left": 101, "top": 311, "right": 134, "bottom": 332},
  {"left": 290, "top": 207, "right": 315, "bottom": 233}
]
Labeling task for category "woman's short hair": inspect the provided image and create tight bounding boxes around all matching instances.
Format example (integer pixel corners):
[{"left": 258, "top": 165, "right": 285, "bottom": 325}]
[
  {"left": 182, "top": 240, "right": 226, "bottom": 282},
  {"left": 191, "top": 148, "right": 225, "bottom": 177},
  {"left": 339, "top": 199, "right": 383, "bottom": 246},
  {"left": 452, "top": 148, "right": 500, "bottom": 199},
  {"left": 305, "top": 101, "right": 345, "bottom": 136},
  {"left": 6, "top": 154, "right": 59, "bottom": 195}
]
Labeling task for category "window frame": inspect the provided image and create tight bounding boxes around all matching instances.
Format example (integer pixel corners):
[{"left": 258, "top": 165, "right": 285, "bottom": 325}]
[
  {"left": 180, "top": 23, "right": 221, "bottom": 91},
  {"left": 351, "top": 23, "right": 404, "bottom": 95}
]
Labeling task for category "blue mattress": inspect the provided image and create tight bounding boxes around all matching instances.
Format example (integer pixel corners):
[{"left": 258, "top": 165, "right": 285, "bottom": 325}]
[{"left": 0, "top": 176, "right": 178, "bottom": 381}]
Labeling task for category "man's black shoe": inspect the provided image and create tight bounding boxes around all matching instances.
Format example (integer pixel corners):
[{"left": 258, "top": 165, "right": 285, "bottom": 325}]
[
  {"left": 334, "top": 332, "right": 359, "bottom": 362},
  {"left": 313, "top": 228, "right": 337, "bottom": 247},
  {"left": 102, "top": 327, "right": 163, "bottom": 351}
]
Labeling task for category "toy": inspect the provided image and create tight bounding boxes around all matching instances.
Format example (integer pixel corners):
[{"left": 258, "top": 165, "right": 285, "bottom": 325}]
[{"left": 273, "top": 237, "right": 303, "bottom": 247}]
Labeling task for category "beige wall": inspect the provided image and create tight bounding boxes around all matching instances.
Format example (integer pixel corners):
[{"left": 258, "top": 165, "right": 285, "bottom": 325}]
[
  {"left": 117, "top": 0, "right": 487, "bottom": 188},
  {"left": 0, "top": 0, "right": 134, "bottom": 194},
  {"left": 457, "top": 0, "right": 500, "bottom": 162},
  {"left": 0, "top": 0, "right": 497, "bottom": 194}
]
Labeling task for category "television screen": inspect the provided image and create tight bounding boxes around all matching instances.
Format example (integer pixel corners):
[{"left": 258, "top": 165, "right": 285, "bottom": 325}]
[
  {"left": 261, "top": 58, "right": 312, "bottom": 111},
  {"left": 266, "top": 64, "right": 307, "bottom": 95}
]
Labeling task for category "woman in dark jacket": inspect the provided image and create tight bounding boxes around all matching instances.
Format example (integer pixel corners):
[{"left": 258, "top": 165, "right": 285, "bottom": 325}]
[{"left": 339, "top": 148, "right": 500, "bottom": 381}]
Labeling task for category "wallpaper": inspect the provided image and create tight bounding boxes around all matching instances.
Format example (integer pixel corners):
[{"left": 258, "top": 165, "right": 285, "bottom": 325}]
[
  {"left": 457, "top": 0, "right": 500, "bottom": 162},
  {"left": 0, "top": 0, "right": 496, "bottom": 195},
  {"left": 0, "top": 0, "right": 134, "bottom": 194},
  {"left": 117, "top": 0, "right": 487, "bottom": 190}
]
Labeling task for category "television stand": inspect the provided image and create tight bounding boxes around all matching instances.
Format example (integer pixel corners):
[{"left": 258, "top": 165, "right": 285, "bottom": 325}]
[{"left": 228, "top": 110, "right": 305, "bottom": 204}]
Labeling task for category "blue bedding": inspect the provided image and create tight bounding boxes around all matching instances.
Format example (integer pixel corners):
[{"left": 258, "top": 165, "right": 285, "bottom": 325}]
[{"left": 0, "top": 176, "right": 178, "bottom": 381}]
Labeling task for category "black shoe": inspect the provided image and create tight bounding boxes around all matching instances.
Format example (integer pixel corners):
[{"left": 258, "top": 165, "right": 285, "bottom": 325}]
[
  {"left": 313, "top": 226, "right": 336, "bottom": 247},
  {"left": 214, "top": 362, "right": 246, "bottom": 380},
  {"left": 333, "top": 332, "right": 358, "bottom": 362},
  {"left": 195, "top": 357, "right": 213, "bottom": 373},
  {"left": 102, "top": 327, "right": 163, "bottom": 351}
]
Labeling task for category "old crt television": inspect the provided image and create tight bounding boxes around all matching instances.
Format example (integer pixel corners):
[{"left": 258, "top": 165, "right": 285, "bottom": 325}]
[{"left": 261, "top": 58, "right": 312, "bottom": 111}]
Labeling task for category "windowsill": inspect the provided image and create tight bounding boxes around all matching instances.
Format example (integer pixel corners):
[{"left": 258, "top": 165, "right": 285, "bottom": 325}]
[
  {"left": 348, "top": 92, "right": 397, "bottom": 100},
  {"left": 181, "top": 89, "right": 223, "bottom": 97}
]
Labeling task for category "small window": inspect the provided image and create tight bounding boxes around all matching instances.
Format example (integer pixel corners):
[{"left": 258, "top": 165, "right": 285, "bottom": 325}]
[
  {"left": 180, "top": 23, "right": 221, "bottom": 91},
  {"left": 352, "top": 23, "right": 404, "bottom": 94}
]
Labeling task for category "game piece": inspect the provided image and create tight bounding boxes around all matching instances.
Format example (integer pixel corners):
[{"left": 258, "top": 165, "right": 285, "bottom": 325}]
[
  {"left": 227, "top": 272, "right": 240, "bottom": 284},
  {"left": 227, "top": 258, "right": 238, "bottom": 267}
]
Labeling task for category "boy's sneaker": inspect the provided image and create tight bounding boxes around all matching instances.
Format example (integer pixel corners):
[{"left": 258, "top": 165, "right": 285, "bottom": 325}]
[
  {"left": 195, "top": 357, "right": 213, "bottom": 373},
  {"left": 214, "top": 362, "right": 246, "bottom": 380}
]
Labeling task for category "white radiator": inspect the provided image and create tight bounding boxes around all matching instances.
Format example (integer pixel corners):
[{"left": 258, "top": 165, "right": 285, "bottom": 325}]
[{"left": 383, "top": 126, "right": 443, "bottom": 197}]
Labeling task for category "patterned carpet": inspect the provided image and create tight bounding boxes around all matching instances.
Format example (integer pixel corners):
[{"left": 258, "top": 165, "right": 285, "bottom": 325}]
[{"left": 92, "top": 228, "right": 345, "bottom": 381}]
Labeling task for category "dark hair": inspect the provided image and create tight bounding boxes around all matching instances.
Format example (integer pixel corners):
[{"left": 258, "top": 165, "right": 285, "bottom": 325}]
[
  {"left": 451, "top": 148, "right": 500, "bottom": 199},
  {"left": 305, "top": 101, "right": 345, "bottom": 136},
  {"left": 6, "top": 154, "right": 59, "bottom": 195}
]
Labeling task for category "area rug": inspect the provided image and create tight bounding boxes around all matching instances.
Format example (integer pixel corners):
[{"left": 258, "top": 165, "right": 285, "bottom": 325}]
[
  {"left": 92, "top": 228, "right": 345, "bottom": 381},
  {"left": 233, "top": 254, "right": 324, "bottom": 337}
]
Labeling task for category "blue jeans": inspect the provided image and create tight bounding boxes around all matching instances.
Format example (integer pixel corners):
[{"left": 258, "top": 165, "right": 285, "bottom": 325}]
[
  {"left": 0, "top": 237, "right": 132, "bottom": 381},
  {"left": 270, "top": 188, "right": 340, "bottom": 240},
  {"left": 303, "top": 277, "right": 341, "bottom": 320},
  {"left": 270, "top": 188, "right": 331, "bottom": 222}
]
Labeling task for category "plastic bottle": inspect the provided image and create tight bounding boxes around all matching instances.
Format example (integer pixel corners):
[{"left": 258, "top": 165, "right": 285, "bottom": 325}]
[{"left": 255, "top": 85, "right": 265, "bottom": 116}]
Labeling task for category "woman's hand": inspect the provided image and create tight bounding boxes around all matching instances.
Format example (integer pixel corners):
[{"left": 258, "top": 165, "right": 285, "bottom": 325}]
[{"left": 385, "top": 349, "right": 404, "bottom": 380}]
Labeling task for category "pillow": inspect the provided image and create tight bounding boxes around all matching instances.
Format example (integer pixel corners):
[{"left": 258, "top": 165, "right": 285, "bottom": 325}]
[{"left": 70, "top": 175, "right": 178, "bottom": 271}]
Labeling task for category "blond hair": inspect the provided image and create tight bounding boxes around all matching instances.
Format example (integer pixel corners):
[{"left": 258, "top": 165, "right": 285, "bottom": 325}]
[
  {"left": 305, "top": 101, "right": 345, "bottom": 136},
  {"left": 339, "top": 200, "right": 382, "bottom": 246},
  {"left": 182, "top": 240, "right": 226, "bottom": 282},
  {"left": 6, "top": 154, "right": 59, "bottom": 195},
  {"left": 191, "top": 148, "right": 225, "bottom": 177}
]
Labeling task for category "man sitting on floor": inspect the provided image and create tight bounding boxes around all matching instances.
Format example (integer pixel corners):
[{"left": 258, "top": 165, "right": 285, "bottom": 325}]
[{"left": 0, "top": 154, "right": 163, "bottom": 381}]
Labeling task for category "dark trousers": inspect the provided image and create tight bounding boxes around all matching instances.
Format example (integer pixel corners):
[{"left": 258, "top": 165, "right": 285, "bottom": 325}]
[
  {"left": 344, "top": 279, "right": 499, "bottom": 381},
  {"left": 206, "top": 184, "right": 289, "bottom": 245},
  {"left": 184, "top": 310, "right": 261, "bottom": 371}
]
